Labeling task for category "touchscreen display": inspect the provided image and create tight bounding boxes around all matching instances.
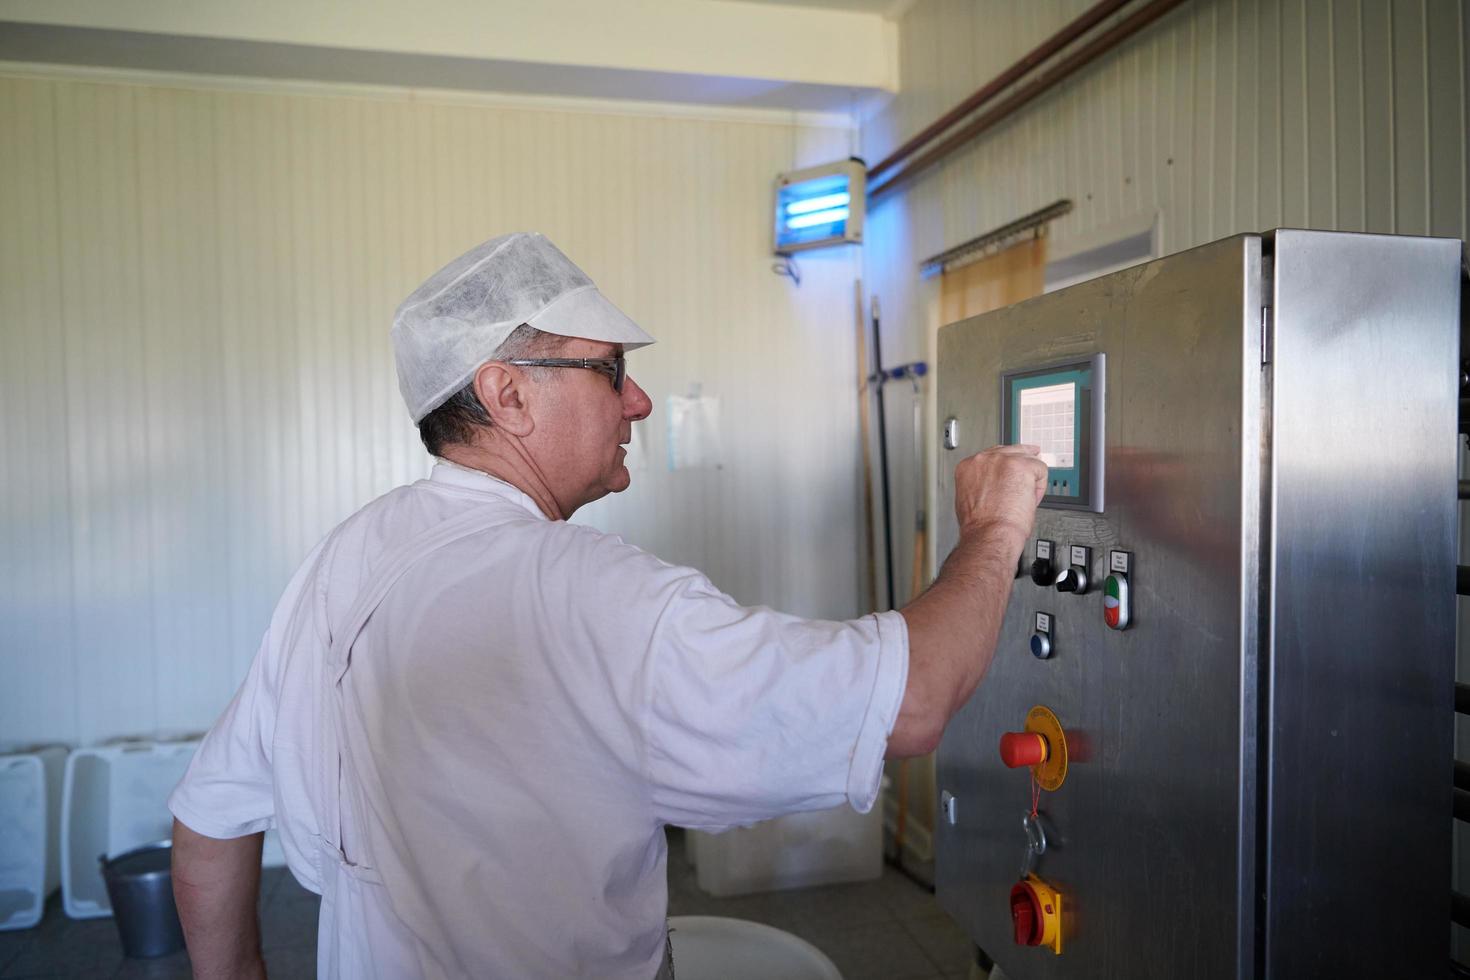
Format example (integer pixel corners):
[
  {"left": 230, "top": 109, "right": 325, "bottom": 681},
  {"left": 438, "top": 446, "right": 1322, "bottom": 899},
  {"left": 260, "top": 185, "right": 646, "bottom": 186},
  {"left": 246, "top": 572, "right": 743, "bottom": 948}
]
[{"left": 1018, "top": 381, "right": 1076, "bottom": 468}]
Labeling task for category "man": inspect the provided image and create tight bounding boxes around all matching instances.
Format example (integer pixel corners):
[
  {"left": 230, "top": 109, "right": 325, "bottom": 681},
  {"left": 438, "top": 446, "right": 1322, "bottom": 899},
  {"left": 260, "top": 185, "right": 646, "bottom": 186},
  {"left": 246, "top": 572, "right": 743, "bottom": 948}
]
[{"left": 169, "top": 232, "right": 1047, "bottom": 978}]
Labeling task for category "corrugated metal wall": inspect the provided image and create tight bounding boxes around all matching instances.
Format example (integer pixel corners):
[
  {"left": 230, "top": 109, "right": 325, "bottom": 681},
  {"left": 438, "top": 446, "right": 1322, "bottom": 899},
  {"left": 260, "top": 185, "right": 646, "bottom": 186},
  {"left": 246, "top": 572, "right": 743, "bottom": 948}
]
[
  {"left": 0, "top": 67, "right": 864, "bottom": 748},
  {"left": 861, "top": 0, "right": 1468, "bottom": 603}
]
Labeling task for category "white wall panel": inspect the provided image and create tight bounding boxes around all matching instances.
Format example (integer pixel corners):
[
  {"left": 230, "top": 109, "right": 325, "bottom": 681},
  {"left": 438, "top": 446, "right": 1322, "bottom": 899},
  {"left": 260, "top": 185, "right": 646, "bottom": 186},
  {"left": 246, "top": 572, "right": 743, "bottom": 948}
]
[
  {"left": 860, "top": 0, "right": 1468, "bottom": 613},
  {"left": 0, "top": 67, "right": 861, "bottom": 747},
  {"left": 0, "top": 78, "right": 76, "bottom": 744}
]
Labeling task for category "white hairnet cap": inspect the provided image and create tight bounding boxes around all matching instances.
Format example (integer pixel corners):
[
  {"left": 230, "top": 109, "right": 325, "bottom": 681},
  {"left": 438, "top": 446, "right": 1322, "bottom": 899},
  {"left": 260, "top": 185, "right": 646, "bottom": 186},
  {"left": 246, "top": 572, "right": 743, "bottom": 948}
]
[{"left": 392, "top": 232, "right": 656, "bottom": 423}]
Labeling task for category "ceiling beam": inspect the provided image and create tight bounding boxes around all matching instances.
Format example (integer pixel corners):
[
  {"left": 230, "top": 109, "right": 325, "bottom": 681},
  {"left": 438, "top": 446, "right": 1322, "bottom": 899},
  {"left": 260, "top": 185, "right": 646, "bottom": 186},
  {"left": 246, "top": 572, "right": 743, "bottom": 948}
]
[{"left": 0, "top": 0, "right": 897, "bottom": 110}]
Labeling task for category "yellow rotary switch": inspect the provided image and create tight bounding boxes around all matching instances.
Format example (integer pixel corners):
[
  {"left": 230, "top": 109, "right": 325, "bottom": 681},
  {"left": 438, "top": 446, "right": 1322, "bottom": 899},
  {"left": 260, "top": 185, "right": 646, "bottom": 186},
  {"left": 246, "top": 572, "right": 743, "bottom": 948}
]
[{"left": 1009, "top": 873, "right": 1064, "bottom": 954}]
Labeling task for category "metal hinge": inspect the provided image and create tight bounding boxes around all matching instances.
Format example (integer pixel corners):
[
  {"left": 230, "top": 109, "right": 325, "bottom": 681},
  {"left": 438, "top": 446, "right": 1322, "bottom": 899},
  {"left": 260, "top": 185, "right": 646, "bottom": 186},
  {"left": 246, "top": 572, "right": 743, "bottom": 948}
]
[{"left": 1260, "top": 306, "right": 1273, "bottom": 366}]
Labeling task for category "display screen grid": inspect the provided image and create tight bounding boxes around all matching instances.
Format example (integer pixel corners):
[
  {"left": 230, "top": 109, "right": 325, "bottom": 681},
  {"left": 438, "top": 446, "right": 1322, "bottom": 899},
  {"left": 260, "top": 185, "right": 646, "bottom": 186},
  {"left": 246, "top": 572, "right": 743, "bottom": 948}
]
[{"left": 1018, "top": 381, "right": 1077, "bottom": 468}]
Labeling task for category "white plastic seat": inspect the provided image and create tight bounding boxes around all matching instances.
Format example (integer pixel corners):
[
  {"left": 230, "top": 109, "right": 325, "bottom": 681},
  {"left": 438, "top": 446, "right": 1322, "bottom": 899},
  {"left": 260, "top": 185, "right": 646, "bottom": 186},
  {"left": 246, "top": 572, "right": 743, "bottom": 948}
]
[{"left": 667, "top": 915, "right": 842, "bottom": 980}]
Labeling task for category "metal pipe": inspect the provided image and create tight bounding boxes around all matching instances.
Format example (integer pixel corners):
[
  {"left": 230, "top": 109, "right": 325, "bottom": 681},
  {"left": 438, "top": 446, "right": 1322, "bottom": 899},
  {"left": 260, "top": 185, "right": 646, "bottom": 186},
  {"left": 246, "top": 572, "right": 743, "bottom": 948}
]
[
  {"left": 866, "top": 0, "right": 1132, "bottom": 182},
  {"left": 871, "top": 0, "right": 1189, "bottom": 201},
  {"left": 855, "top": 280, "right": 878, "bottom": 614},
  {"left": 871, "top": 297, "right": 897, "bottom": 611}
]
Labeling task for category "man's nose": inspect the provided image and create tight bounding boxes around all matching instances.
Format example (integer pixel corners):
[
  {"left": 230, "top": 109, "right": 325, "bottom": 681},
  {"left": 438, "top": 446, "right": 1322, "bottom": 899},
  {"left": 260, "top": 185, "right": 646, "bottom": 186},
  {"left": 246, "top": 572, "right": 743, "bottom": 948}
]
[{"left": 622, "top": 376, "right": 653, "bottom": 422}]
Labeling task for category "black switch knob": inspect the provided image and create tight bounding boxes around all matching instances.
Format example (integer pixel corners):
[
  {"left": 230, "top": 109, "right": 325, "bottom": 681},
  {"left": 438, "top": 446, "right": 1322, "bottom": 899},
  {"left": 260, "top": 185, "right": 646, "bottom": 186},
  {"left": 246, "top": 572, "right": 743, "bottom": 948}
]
[
  {"left": 1055, "top": 566, "right": 1089, "bottom": 595},
  {"left": 1030, "top": 557, "right": 1054, "bottom": 587}
]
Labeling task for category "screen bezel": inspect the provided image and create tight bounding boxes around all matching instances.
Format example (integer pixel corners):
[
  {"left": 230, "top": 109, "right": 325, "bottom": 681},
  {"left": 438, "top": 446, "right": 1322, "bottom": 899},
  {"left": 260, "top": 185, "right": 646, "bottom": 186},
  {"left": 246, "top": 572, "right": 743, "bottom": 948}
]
[{"left": 999, "top": 353, "right": 1106, "bottom": 513}]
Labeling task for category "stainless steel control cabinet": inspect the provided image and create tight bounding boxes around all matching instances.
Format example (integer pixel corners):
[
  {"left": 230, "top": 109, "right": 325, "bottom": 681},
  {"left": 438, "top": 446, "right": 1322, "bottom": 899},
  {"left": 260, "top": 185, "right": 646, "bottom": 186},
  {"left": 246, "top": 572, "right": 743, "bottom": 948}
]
[{"left": 934, "top": 230, "right": 1463, "bottom": 980}]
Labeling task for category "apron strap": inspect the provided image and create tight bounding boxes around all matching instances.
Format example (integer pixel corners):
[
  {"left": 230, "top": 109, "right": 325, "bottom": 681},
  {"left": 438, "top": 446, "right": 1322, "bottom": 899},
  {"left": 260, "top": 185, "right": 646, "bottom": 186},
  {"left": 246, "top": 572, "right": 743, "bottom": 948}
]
[
  {"left": 318, "top": 504, "right": 520, "bottom": 872},
  {"left": 656, "top": 929, "right": 676, "bottom": 980}
]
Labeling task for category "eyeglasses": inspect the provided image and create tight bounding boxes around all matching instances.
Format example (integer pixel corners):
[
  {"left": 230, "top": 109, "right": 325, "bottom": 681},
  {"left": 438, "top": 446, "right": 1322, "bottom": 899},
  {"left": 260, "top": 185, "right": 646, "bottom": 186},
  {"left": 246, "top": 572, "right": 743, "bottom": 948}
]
[{"left": 503, "top": 356, "right": 626, "bottom": 393}]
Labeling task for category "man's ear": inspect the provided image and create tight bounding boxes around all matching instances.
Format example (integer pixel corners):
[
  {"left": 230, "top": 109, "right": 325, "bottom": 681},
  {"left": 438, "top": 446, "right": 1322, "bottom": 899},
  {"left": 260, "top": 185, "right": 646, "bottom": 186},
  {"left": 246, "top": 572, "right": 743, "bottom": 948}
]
[{"left": 472, "top": 361, "right": 535, "bottom": 438}]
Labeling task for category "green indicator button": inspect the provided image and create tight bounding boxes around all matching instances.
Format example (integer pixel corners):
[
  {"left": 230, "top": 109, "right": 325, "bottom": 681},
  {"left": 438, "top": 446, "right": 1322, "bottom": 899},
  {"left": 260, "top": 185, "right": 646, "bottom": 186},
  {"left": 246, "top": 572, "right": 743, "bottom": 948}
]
[{"left": 1103, "top": 573, "right": 1130, "bottom": 631}]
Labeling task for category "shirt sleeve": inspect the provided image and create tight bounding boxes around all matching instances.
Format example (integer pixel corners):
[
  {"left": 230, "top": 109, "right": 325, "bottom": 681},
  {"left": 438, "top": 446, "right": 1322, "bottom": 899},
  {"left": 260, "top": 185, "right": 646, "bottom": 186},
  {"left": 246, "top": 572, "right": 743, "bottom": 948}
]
[
  {"left": 167, "top": 630, "right": 280, "bottom": 839},
  {"left": 167, "top": 538, "right": 328, "bottom": 840},
  {"left": 638, "top": 567, "right": 910, "bottom": 832}
]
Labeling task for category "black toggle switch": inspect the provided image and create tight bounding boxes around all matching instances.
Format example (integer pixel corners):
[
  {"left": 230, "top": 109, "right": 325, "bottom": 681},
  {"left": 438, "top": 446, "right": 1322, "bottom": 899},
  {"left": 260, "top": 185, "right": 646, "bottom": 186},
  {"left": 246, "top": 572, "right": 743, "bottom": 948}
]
[
  {"left": 1055, "top": 545, "right": 1091, "bottom": 595},
  {"left": 1030, "top": 559, "right": 1054, "bottom": 587},
  {"left": 1054, "top": 566, "right": 1088, "bottom": 594},
  {"left": 1030, "top": 540, "right": 1055, "bottom": 587}
]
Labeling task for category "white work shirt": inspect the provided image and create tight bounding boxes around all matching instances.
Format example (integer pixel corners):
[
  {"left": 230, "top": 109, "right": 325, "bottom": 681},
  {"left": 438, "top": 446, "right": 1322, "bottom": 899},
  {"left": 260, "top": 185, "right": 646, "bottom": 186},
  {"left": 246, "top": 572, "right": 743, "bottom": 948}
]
[{"left": 169, "top": 462, "right": 909, "bottom": 979}]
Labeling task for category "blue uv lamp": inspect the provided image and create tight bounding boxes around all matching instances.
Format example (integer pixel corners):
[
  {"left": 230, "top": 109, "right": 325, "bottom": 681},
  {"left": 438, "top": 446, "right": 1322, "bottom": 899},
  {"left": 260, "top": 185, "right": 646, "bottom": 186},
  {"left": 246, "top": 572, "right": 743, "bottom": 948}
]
[
  {"left": 773, "top": 159, "right": 865, "bottom": 255},
  {"left": 1000, "top": 354, "right": 1105, "bottom": 512}
]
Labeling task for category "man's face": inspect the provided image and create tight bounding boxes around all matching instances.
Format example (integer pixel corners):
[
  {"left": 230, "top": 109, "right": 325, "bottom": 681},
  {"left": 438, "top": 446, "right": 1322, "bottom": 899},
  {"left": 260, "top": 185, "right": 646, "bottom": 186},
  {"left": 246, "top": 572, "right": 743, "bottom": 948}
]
[{"left": 530, "top": 338, "right": 653, "bottom": 515}]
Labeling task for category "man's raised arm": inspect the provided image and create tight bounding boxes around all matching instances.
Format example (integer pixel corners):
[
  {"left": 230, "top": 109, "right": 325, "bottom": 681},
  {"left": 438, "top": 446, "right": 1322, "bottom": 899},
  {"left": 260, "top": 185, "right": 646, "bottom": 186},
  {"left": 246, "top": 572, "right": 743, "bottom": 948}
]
[
  {"left": 888, "top": 445, "right": 1048, "bottom": 758},
  {"left": 172, "top": 819, "right": 267, "bottom": 980}
]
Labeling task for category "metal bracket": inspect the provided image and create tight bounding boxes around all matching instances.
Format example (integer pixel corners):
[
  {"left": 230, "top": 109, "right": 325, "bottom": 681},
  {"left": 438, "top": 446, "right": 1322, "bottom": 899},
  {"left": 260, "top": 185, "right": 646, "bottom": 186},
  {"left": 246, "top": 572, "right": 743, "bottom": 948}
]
[{"left": 771, "top": 255, "right": 801, "bottom": 286}]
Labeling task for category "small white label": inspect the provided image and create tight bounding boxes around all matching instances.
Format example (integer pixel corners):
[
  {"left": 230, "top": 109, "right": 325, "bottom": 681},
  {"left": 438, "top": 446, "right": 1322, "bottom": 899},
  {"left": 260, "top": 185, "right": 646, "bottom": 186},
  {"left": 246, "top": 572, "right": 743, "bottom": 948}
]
[
  {"left": 1035, "top": 612, "right": 1051, "bottom": 633},
  {"left": 1110, "top": 550, "right": 1131, "bottom": 573},
  {"left": 1036, "top": 540, "right": 1053, "bottom": 560},
  {"left": 1070, "top": 545, "right": 1089, "bottom": 567}
]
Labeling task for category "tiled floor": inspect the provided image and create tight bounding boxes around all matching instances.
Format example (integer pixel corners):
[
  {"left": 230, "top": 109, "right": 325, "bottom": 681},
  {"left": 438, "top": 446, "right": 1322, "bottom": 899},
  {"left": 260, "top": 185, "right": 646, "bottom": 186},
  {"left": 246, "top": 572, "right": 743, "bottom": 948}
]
[
  {"left": 0, "top": 861, "right": 321, "bottom": 980},
  {"left": 0, "top": 830, "right": 979, "bottom": 979}
]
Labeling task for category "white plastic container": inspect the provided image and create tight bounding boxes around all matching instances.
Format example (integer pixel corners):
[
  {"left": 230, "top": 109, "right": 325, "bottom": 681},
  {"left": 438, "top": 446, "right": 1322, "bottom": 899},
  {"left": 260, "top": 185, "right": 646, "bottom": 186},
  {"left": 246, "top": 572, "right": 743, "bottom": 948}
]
[
  {"left": 0, "top": 746, "right": 68, "bottom": 930},
  {"left": 59, "top": 740, "right": 287, "bottom": 919},
  {"left": 60, "top": 741, "right": 200, "bottom": 919},
  {"left": 689, "top": 802, "right": 882, "bottom": 897}
]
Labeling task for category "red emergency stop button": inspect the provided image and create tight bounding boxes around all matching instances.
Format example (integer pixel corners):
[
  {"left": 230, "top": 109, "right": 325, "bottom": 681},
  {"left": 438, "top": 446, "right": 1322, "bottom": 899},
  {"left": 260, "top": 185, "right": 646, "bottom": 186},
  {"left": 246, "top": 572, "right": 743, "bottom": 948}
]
[{"left": 999, "top": 731, "right": 1049, "bottom": 769}]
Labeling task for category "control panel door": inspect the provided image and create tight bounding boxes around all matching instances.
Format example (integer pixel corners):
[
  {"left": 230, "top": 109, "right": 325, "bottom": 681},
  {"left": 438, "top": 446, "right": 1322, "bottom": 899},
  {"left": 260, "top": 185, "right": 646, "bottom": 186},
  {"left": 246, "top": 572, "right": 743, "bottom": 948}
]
[{"left": 934, "top": 234, "right": 1266, "bottom": 980}]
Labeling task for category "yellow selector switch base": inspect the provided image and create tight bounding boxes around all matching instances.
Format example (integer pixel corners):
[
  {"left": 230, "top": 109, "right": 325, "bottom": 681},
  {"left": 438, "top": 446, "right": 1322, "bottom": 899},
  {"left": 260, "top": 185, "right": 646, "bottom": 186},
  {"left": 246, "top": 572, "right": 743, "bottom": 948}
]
[{"left": 1009, "top": 873, "right": 1064, "bottom": 955}]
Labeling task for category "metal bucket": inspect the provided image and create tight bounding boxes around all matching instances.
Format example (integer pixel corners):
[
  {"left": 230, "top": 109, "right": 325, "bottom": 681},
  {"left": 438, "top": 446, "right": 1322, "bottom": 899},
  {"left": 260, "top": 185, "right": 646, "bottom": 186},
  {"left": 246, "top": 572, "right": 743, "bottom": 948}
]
[{"left": 99, "top": 841, "right": 186, "bottom": 958}]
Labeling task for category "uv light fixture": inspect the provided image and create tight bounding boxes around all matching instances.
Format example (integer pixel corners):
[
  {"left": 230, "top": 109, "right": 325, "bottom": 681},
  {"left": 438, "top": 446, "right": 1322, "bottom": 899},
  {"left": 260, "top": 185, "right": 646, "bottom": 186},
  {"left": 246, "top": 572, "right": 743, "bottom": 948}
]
[{"left": 773, "top": 158, "right": 866, "bottom": 255}]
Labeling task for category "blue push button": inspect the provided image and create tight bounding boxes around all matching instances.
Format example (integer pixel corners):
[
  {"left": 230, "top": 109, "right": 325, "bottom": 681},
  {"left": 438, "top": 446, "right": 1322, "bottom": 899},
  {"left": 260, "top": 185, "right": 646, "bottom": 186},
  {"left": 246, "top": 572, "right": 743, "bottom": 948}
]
[{"left": 1031, "top": 611, "right": 1054, "bottom": 659}]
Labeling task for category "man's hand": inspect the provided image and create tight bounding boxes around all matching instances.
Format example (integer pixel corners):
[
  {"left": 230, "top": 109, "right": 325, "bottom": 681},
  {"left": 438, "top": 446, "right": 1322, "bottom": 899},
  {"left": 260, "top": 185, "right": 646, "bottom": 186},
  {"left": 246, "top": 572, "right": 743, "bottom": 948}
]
[
  {"left": 953, "top": 443, "right": 1049, "bottom": 538},
  {"left": 172, "top": 820, "right": 267, "bottom": 980},
  {"left": 888, "top": 445, "right": 1049, "bottom": 758}
]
